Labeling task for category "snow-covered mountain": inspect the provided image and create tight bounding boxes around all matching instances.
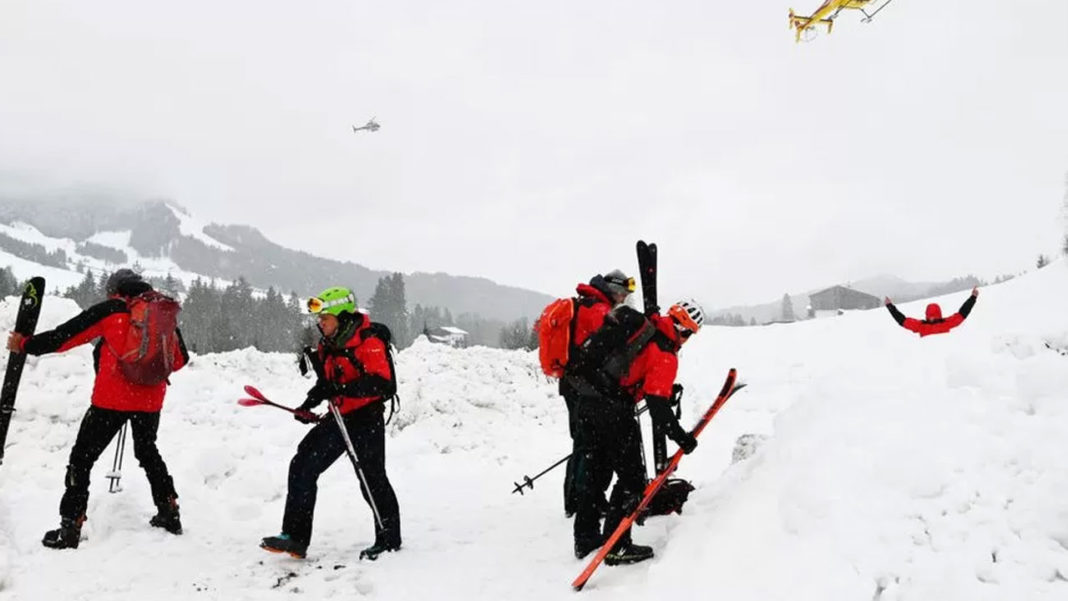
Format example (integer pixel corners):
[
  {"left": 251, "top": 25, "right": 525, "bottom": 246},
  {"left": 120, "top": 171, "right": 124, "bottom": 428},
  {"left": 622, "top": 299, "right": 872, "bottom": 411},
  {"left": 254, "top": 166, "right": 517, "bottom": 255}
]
[
  {"left": 0, "top": 258, "right": 1065, "bottom": 600},
  {"left": 0, "top": 196, "right": 552, "bottom": 323}
]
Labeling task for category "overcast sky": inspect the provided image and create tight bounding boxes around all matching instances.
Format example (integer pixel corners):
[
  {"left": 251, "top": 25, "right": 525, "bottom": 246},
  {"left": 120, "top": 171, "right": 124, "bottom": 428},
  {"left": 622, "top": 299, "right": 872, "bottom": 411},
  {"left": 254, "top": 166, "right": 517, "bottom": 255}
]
[{"left": 1, "top": 0, "right": 1066, "bottom": 307}]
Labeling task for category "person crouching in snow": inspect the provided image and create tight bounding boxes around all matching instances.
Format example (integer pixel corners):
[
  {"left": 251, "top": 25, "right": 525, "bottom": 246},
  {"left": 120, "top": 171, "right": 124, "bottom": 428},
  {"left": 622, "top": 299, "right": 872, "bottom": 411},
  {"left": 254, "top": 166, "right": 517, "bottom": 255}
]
[
  {"left": 884, "top": 287, "right": 978, "bottom": 337},
  {"left": 567, "top": 299, "right": 703, "bottom": 566},
  {"left": 6, "top": 269, "right": 189, "bottom": 549},
  {"left": 260, "top": 286, "right": 401, "bottom": 561}
]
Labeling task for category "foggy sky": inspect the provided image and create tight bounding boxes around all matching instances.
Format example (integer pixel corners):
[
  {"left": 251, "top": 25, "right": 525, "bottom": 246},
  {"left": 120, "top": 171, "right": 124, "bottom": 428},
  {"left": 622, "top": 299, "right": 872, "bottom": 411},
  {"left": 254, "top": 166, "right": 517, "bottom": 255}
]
[{"left": 1, "top": 0, "right": 1066, "bottom": 307}]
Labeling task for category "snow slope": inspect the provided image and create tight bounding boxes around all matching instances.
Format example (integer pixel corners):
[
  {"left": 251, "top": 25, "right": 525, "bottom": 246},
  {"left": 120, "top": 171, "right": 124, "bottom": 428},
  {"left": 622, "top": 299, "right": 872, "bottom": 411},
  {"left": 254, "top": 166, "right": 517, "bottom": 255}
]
[
  {"left": 1, "top": 261, "right": 1067, "bottom": 600},
  {"left": 0, "top": 204, "right": 235, "bottom": 293}
]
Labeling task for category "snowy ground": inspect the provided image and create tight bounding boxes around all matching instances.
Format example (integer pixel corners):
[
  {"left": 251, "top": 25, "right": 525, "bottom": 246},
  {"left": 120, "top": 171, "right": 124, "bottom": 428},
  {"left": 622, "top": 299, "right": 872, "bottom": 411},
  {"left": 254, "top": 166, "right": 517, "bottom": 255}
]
[{"left": 1, "top": 261, "right": 1067, "bottom": 600}]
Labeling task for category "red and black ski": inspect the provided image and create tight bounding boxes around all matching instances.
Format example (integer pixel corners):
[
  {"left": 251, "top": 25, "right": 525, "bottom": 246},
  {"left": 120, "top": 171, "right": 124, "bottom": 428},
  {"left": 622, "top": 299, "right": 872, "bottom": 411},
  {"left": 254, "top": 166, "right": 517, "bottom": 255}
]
[{"left": 572, "top": 368, "right": 744, "bottom": 591}]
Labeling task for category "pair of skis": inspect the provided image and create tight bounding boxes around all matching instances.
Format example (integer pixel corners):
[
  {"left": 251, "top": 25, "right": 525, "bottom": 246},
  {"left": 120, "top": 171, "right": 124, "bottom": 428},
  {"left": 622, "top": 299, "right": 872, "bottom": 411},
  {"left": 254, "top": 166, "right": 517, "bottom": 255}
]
[
  {"left": 636, "top": 240, "right": 673, "bottom": 475},
  {"left": 572, "top": 368, "right": 745, "bottom": 591}
]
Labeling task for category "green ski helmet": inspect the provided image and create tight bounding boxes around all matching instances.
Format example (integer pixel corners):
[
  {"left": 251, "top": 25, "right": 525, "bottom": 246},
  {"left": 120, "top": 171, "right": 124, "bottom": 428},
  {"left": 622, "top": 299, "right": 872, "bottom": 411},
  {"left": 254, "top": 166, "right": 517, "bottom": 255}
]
[{"left": 307, "top": 286, "right": 356, "bottom": 316}]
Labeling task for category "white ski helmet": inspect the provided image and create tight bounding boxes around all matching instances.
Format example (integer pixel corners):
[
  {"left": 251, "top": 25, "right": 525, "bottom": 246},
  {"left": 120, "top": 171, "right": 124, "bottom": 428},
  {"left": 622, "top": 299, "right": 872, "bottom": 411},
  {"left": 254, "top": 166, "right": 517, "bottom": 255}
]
[{"left": 668, "top": 298, "right": 705, "bottom": 333}]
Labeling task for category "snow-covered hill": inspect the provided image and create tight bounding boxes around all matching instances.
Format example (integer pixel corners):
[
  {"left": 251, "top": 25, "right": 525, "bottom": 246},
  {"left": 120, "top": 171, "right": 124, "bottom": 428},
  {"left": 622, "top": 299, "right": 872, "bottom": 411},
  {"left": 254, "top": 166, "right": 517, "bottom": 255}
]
[
  {"left": 0, "top": 261, "right": 1066, "bottom": 600},
  {"left": 0, "top": 197, "right": 554, "bottom": 323}
]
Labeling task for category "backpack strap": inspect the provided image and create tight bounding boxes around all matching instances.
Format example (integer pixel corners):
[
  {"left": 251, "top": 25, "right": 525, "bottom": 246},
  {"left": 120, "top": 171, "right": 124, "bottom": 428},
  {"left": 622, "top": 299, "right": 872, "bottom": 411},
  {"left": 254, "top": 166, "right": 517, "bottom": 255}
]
[
  {"left": 566, "top": 297, "right": 581, "bottom": 355},
  {"left": 335, "top": 327, "right": 400, "bottom": 422},
  {"left": 602, "top": 319, "right": 657, "bottom": 380}
]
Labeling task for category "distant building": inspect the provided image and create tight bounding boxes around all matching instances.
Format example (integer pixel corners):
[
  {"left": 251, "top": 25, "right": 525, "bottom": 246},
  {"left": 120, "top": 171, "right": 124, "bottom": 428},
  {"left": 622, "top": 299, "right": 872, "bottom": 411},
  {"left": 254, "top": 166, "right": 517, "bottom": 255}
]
[
  {"left": 807, "top": 285, "right": 881, "bottom": 316},
  {"left": 426, "top": 325, "right": 468, "bottom": 347}
]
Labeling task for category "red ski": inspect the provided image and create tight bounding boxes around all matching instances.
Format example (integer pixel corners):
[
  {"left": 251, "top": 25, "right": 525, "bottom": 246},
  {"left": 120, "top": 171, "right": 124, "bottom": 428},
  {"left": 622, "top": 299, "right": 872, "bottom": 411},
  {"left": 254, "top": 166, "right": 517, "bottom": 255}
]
[
  {"left": 240, "top": 385, "right": 318, "bottom": 422},
  {"left": 572, "top": 368, "right": 744, "bottom": 591}
]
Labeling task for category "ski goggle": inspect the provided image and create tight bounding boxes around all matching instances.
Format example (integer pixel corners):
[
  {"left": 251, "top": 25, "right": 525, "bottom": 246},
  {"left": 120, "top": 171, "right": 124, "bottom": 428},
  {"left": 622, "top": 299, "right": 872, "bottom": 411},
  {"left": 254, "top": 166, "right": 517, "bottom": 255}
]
[
  {"left": 306, "top": 295, "right": 353, "bottom": 314},
  {"left": 605, "top": 275, "right": 636, "bottom": 293}
]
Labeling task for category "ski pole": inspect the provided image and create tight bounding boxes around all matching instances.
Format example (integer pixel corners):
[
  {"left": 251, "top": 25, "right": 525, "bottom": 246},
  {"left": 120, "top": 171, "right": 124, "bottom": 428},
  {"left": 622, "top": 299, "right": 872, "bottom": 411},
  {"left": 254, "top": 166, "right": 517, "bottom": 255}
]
[
  {"left": 512, "top": 453, "right": 571, "bottom": 495},
  {"left": 327, "top": 401, "right": 385, "bottom": 530},
  {"left": 107, "top": 421, "right": 128, "bottom": 493},
  {"left": 513, "top": 404, "right": 653, "bottom": 495}
]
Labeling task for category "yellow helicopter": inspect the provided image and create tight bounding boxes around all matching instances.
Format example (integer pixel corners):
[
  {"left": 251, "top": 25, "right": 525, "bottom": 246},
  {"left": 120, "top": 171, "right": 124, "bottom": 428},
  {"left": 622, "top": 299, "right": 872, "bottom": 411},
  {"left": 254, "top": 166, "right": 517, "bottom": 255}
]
[{"left": 789, "top": 0, "right": 892, "bottom": 42}]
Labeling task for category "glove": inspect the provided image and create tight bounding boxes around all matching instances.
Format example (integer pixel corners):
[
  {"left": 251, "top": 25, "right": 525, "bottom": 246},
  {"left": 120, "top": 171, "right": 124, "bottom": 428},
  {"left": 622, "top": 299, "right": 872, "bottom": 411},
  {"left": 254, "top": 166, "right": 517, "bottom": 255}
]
[
  {"left": 294, "top": 397, "right": 322, "bottom": 424},
  {"left": 670, "top": 383, "right": 684, "bottom": 405},
  {"left": 672, "top": 429, "right": 698, "bottom": 454},
  {"left": 306, "top": 380, "right": 340, "bottom": 403}
]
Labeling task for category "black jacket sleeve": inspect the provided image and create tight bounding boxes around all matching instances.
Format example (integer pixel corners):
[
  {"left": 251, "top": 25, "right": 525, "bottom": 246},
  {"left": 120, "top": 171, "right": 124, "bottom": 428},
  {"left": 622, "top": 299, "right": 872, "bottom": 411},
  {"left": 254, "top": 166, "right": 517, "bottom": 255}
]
[
  {"left": 646, "top": 394, "right": 686, "bottom": 440},
  {"left": 885, "top": 303, "right": 907, "bottom": 326},
  {"left": 338, "top": 375, "right": 393, "bottom": 399},
  {"left": 23, "top": 299, "right": 126, "bottom": 356},
  {"left": 958, "top": 295, "right": 977, "bottom": 319},
  {"left": 92, "top": 340, "right": 102, "bottom": 373},
  {"left": 175, "top": 327, "right": 190, "bottom": 364}
]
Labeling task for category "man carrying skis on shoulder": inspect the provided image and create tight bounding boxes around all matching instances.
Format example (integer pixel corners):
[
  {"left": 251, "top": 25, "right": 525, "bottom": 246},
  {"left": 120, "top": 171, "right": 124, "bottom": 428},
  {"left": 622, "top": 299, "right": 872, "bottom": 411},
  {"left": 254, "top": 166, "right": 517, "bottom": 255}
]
[
  {"left": 6, "top": 269, "right": 188, "bottom": 549},
  {"left": 560, "top": 270, "right": 634, "bottom": 517},
  {"left": 261, "top": 286, "right": 401, "bottom": 561},
  {"left": 885, "top": 287, "right": 978, "bottom": 337},
  {"left": 567, "top": 298, "right": 703, "bottom": 565}
]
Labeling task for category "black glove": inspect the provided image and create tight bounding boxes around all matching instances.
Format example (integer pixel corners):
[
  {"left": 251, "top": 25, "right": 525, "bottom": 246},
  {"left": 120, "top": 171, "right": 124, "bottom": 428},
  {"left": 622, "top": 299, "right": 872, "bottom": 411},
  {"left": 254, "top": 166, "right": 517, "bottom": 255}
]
[
  {"left": 306, "top": 380, "right": 340, "bottom": 403},
  {"left": 670, "top": 383, "right": 684, "bottom": 405},
  {"left": 294, "top": 397, "right": 322, "bottom": 424},
  {"left": 672, "top": 428, "right": 698, "bottom": 454}
]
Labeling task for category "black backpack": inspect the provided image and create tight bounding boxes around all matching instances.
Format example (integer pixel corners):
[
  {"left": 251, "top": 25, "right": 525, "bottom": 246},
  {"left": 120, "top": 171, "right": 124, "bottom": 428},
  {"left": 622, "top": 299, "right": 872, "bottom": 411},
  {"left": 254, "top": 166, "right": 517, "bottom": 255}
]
[{"left": 564, "top": 305, "right": 657, "bottom": 399}]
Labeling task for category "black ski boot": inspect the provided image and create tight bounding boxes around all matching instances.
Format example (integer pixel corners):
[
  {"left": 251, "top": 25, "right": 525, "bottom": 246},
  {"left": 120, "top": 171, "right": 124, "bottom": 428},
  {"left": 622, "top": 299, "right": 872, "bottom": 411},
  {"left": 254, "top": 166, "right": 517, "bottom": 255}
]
[
  {"left": 574, "top": 536, "right": 603, "bottom": 560},
  {"left": 604, "top": 542, "right": 654, "bottom": 566},
  {"left": 359, "top": 540, "right": 400, "bottom": 561},
  {"left": 261, "top": 534, "right": 308, "bottom": 559},
  {"left": 42, "top": 517, "right": 83, "bottom": 550},
  {"left": 150, "top": 497, "right": 183, "bottom": 535}
]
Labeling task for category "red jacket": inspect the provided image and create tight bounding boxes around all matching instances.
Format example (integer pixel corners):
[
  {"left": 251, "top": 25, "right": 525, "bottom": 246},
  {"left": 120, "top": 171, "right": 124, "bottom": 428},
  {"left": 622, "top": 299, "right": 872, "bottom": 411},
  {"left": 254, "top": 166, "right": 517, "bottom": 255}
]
[
  {"left": 619, "top": 314, "right": 680, "bottom": 401},
  {"left": 316, "top": 317, "right": 394, "bottom": 415},
  {"left": 887, "top": 295, "right": 976, "bottom": 338},
  {"left": 572, "top": 283, "right": 614, "bottom": 347},
  {"left": 23, "top": 298, "right": 188, "bottom": 412}
]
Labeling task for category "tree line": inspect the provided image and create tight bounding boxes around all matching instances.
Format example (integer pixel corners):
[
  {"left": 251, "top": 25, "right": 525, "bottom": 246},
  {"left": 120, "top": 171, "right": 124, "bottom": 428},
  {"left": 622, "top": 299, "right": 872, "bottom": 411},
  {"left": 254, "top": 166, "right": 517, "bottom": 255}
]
[{"left": 54, "top": 268, "right": 518, "bottom": 354}]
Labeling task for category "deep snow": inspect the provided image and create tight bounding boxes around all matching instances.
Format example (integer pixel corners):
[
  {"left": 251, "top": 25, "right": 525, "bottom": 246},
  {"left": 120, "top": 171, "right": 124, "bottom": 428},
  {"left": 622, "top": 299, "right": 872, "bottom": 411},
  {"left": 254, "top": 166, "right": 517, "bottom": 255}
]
[{"left": 0, "top": 261, "right": 1066, "bottom": 600}]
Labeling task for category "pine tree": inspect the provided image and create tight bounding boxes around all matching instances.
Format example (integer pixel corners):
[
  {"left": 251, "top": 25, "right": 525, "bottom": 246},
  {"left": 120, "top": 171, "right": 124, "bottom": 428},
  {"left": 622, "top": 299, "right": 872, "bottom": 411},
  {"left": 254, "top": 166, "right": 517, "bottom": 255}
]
[
  {"left": 0, "top": 266, "right": 17, "bottom": 298},
  {"left": 499, "top": 318, "right": 533, "bottom": 349},
  {"left": 368, "top": 273, "right": 409, "bottom": 348},
  {"left": 64, "top": 270, "right": 99, "bottom": 308},
  {"left": 781, "top": 293, "right": 796, "bottom": 322}
]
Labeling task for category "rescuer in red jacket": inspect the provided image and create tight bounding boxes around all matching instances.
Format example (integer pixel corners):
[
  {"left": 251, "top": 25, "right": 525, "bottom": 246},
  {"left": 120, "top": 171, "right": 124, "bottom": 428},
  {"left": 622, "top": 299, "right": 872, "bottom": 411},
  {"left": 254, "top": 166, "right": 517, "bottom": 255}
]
[
  {"left": 6, "top": 269, "right": 189, "bottom": 549},
  {"left": 561, "top": 270, "right": 634, "bottom": 517},
  {"left": 884, "top": 287, "right": 978, "bottom": 337}
]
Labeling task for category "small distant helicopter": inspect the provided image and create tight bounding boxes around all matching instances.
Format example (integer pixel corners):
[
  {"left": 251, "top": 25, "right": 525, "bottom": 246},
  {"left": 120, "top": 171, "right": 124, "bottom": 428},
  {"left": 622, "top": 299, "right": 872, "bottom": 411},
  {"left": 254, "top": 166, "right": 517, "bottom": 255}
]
[{"left": 352, "top": 118, "right": 380, "bottom": 133}]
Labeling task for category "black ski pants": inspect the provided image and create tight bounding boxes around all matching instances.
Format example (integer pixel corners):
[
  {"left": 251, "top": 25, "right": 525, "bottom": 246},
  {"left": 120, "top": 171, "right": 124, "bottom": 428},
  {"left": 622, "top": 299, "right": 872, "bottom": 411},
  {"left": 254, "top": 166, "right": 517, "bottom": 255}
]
[
  {"left": 60, "top": 406, "right": 177, "bottom": 521},
  {"left": 282, "top": 403, "right": 401, "bottom": 549},
  {"left": 564, "top": 391, "right": 613, "bottom": 517},
  {"left": 572, "top": 396, "right": 645, "bottom": 549}
]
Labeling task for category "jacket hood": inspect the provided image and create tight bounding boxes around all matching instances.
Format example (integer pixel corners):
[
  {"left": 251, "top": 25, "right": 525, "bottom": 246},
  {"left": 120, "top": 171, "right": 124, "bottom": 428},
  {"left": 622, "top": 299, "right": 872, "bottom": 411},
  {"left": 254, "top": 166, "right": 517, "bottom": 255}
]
[
  {"left": 925, "top": 303, "right": 943, "bottom": 321},
  {"left": 576, "top": 282, "right": 612, "bottom": 305}
]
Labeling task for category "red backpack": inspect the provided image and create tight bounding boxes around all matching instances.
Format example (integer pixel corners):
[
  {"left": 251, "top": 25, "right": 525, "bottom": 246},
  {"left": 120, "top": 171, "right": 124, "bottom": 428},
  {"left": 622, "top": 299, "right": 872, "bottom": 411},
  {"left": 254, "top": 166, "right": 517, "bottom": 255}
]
[
  {"left": 536, "top": 298, "right": 577, "bottom": 378},
  {"left": 118, "top": 291, "right": 181, "bottom": 386}
]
